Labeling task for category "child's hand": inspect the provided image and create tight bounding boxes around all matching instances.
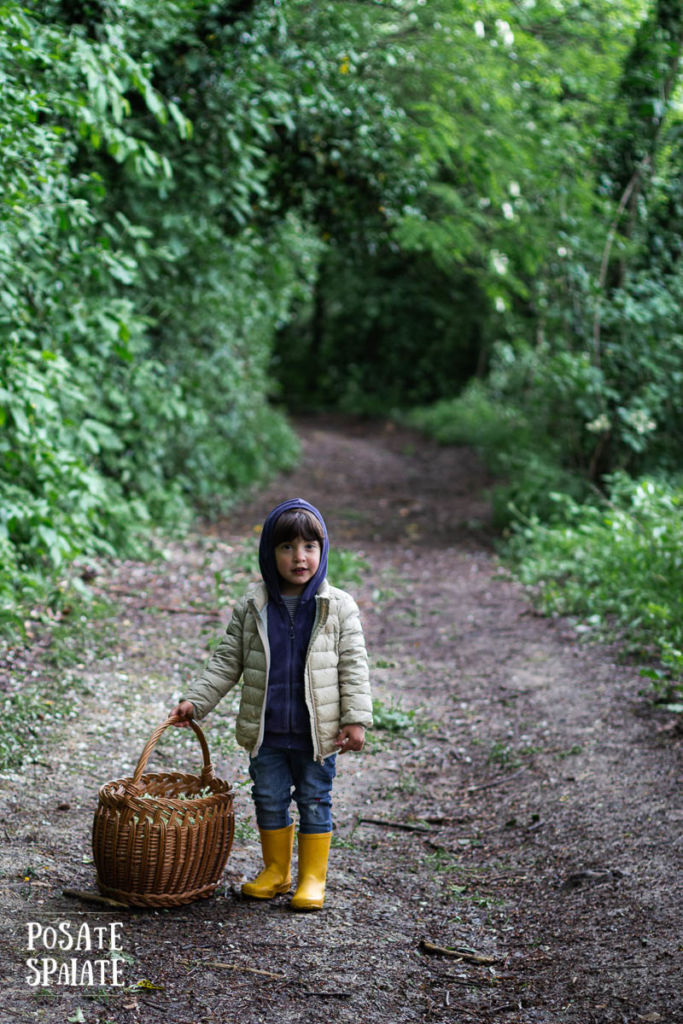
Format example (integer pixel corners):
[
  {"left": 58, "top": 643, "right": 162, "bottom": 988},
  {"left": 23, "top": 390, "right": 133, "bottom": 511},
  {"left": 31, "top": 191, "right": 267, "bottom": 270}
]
[
  {"left": 169, "top": 700, "right": 195, "bottom": 727},
  {"left": 334, "top": 724, "right": 365, "bottom": 754}
]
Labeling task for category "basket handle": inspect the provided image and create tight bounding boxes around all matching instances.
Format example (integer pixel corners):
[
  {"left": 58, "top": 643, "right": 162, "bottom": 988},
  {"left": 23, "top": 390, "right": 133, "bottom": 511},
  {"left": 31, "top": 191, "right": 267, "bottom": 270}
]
[{"left": 132, "top": 716, "right": 216, "bottom": 788}]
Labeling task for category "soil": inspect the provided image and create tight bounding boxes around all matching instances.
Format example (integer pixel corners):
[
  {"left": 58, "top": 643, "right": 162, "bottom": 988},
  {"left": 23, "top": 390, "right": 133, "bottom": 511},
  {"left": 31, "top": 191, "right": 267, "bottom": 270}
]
[{"left": 0, "top": 414, "right": 681, "bottom": 1024}]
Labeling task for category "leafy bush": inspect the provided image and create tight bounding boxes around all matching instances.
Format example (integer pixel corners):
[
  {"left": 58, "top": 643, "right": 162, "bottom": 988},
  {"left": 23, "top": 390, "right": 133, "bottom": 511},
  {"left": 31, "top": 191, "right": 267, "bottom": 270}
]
[
  {"left": 405, "top": 381, "right": 528, "bottom": 453},
  {"left": 0, "top": 3, "right": 320, "bottom": 632}
]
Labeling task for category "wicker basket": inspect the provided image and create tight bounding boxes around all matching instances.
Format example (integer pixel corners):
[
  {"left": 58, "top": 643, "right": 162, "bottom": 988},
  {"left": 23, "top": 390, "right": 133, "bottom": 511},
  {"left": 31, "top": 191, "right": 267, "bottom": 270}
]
[{"left": 92, "top": 717, "right": 234, "bottom": 908}]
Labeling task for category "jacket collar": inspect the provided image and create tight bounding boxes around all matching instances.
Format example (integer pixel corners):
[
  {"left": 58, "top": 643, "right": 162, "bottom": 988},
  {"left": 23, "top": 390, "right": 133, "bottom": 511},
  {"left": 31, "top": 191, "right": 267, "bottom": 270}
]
[{"left": 247, "top": 579, "right": 330, "bottom": 612}]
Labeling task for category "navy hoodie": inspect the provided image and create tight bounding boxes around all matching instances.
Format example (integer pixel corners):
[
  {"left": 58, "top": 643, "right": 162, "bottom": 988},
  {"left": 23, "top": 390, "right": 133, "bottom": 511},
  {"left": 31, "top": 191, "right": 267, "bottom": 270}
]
[{"left": 258, "top": 498, "right": 329, "bottom": 751}]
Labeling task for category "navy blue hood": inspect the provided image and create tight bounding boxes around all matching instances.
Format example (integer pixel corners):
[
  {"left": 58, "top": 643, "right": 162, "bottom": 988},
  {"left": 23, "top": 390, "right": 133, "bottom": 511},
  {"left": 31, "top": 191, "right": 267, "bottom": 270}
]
[{"left": 258, "top": 498, "right": 329, "bottom": 605}]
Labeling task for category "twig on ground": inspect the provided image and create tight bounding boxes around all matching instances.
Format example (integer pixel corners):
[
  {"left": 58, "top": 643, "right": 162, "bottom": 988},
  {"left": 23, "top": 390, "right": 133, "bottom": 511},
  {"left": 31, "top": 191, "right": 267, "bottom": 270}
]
[
  {"left": 420, "top": 939, "right": 502, "bottom": 965},
  {"left": 357, "top": 816, "right": 432, "bottom": 833},
  {"left": 466, "top": 767, "right": 527, "bottom": 793},
  {"left": 134, "top": 999, "right": 167, "bottom": 1013},
  {"left": 424, "top": 815, "right": 470, "bottom": 826},
  {"left": 63, "top": 888, "right": 129, "bottom": 909}
]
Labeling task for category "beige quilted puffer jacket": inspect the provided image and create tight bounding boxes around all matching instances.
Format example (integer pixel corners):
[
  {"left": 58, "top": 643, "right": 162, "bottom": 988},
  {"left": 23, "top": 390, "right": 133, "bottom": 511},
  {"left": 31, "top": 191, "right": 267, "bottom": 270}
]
[{"left": 183, "top": 579, "right": 372, "bottom": 761}]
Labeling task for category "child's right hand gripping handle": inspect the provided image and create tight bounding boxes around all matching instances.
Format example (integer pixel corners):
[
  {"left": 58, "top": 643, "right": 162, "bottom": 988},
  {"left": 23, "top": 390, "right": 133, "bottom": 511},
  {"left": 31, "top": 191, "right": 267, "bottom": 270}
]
[{"left": 169, "top": 700, "right": 195, "bottom": 727}]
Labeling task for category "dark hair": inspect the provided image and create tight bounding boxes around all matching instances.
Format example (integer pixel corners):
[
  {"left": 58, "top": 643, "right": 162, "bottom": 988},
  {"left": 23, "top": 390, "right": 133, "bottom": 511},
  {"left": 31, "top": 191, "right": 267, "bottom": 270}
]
[{"left": 271, "top": 507, "right": 324, "bottom": 548}]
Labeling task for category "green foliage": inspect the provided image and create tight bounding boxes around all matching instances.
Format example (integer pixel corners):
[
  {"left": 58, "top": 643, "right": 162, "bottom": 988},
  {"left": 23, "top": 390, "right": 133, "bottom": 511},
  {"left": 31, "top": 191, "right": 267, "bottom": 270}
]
[
  {"left": 272, "top": 0, "right": 658, "bottom": 416},
  {"left": 505, "top": 474, "right": 683, "bottom": 704},
  {"left": 327, "top": 548, "right": 369, "bottom": 590},
  {"left": 268, "top": 0, "right": 683, "bottom": 502},
  {"left": 0, "top": 0, "right": 336, "bottom": 630},
  {"left": 406, "top": 381, "right": 530, "bottom": 454},
  {"left": 1, "top": 4, "right": 171, "bottom": 625},
  {"left": 370, "top": 697, "right": 418, "bottom": 734}
]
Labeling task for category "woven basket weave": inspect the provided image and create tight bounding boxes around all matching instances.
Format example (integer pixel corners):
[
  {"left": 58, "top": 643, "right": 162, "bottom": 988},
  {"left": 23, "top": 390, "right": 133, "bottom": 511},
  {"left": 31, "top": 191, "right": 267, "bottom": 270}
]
[{"left": 92, "top": 717, "right": 234, "bottom": 908}]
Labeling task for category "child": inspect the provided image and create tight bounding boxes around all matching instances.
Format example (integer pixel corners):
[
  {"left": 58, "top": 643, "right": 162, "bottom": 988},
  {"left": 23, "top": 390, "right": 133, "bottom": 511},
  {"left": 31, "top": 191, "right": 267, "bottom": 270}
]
[{"left": 170, "top": 498, "right": 372, "bottom": 911}]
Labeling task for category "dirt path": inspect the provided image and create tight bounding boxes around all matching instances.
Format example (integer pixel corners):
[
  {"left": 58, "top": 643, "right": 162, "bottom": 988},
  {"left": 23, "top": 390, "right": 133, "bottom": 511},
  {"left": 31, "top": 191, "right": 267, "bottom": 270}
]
[{"left": 1, "top": 415, "right": 681, "bottom": 1024}]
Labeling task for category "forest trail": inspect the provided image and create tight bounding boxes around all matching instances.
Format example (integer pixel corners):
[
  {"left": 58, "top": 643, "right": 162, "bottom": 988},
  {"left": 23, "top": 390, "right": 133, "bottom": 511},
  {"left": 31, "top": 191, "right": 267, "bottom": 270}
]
[{"left": 1, "top": 415, "right": 680, "bottom": 1024}]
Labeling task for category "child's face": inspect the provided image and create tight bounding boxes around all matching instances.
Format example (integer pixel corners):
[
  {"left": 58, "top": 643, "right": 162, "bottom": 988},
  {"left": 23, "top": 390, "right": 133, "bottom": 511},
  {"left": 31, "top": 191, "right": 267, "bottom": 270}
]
[{"left": 274, "top": 535, "right": 321, "bottom": 595}]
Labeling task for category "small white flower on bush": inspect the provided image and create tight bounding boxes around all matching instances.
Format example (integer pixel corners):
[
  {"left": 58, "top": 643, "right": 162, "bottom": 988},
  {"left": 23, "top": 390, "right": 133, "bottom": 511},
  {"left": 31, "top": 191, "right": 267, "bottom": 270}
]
[
  {"left": 621, "top": 408, "right": 657, "bottom": 435},
  {"left": 496, "top": 20, "right": 515, "bottom": 46},
  {"left": 491, "top": 250, "right": 509, "bottom": 274},
  {"left": 586, "top": 413, "right": 611, "bottom": 434}
]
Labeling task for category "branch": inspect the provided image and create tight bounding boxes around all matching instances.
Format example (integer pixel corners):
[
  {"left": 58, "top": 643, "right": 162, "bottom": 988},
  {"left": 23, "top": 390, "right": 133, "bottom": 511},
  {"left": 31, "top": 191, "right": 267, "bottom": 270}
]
[
  {"left": 592, "top": 158, "right": 649, "bottom": 367},
  {"left": 419, "top": 939, "right": 502, "bottom": 965},
  {"left": 63, "top": 888, "right": 129, "bottom": 908},
  {"left": 465, "top": 766, "right": 527, "bottom": 793},
  {"left": 357, "top": 816, "right": 433, "bottom": 833}
]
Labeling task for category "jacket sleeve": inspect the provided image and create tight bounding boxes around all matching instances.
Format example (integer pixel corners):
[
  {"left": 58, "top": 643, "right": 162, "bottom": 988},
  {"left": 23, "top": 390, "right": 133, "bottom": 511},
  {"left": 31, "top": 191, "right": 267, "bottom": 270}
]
[
  {"left": 182, "top": 599, "right": 246, "bottom": 721},
  {"left": 337, "top": 594, "right": 373, "bottom": 729}
]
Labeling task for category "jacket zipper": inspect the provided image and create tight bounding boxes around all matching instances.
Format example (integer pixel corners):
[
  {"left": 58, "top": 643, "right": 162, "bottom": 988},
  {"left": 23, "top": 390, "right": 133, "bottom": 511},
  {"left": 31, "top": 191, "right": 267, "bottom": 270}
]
[
  {"left": 288, "top": 610, "right": 296, "bottom": 737},
  {"left": 305, "top": 597, "right": 328, "bottom": 761}
]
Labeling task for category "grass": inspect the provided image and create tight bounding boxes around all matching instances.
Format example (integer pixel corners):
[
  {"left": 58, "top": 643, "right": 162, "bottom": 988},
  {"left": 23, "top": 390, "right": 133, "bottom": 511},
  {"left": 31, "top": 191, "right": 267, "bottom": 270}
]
[
  {"left": 370, "top": 696, "right": 419, "bottom": 733},
  {"left": 366, "top": 694, "right": 434, "bottom": 755},
  {"left": 327, "top": 547, "right": 370, "bottom": 589}
]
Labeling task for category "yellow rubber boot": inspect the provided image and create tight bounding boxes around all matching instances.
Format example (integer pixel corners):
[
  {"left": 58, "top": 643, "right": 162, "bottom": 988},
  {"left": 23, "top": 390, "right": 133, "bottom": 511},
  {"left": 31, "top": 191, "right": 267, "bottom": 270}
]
[
  {"left": 290, "top": 832, "right": 332, "bottom": 911},
  {"left": 241, "top": 824, "right": 295, "bottom": 899}
]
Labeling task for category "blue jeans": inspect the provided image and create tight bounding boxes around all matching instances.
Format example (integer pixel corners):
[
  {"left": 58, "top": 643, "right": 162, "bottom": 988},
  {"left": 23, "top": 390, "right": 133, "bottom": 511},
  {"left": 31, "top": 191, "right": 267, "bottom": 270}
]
[{"left": 248, "top": 747, "right": 337, "bottom": 834}]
